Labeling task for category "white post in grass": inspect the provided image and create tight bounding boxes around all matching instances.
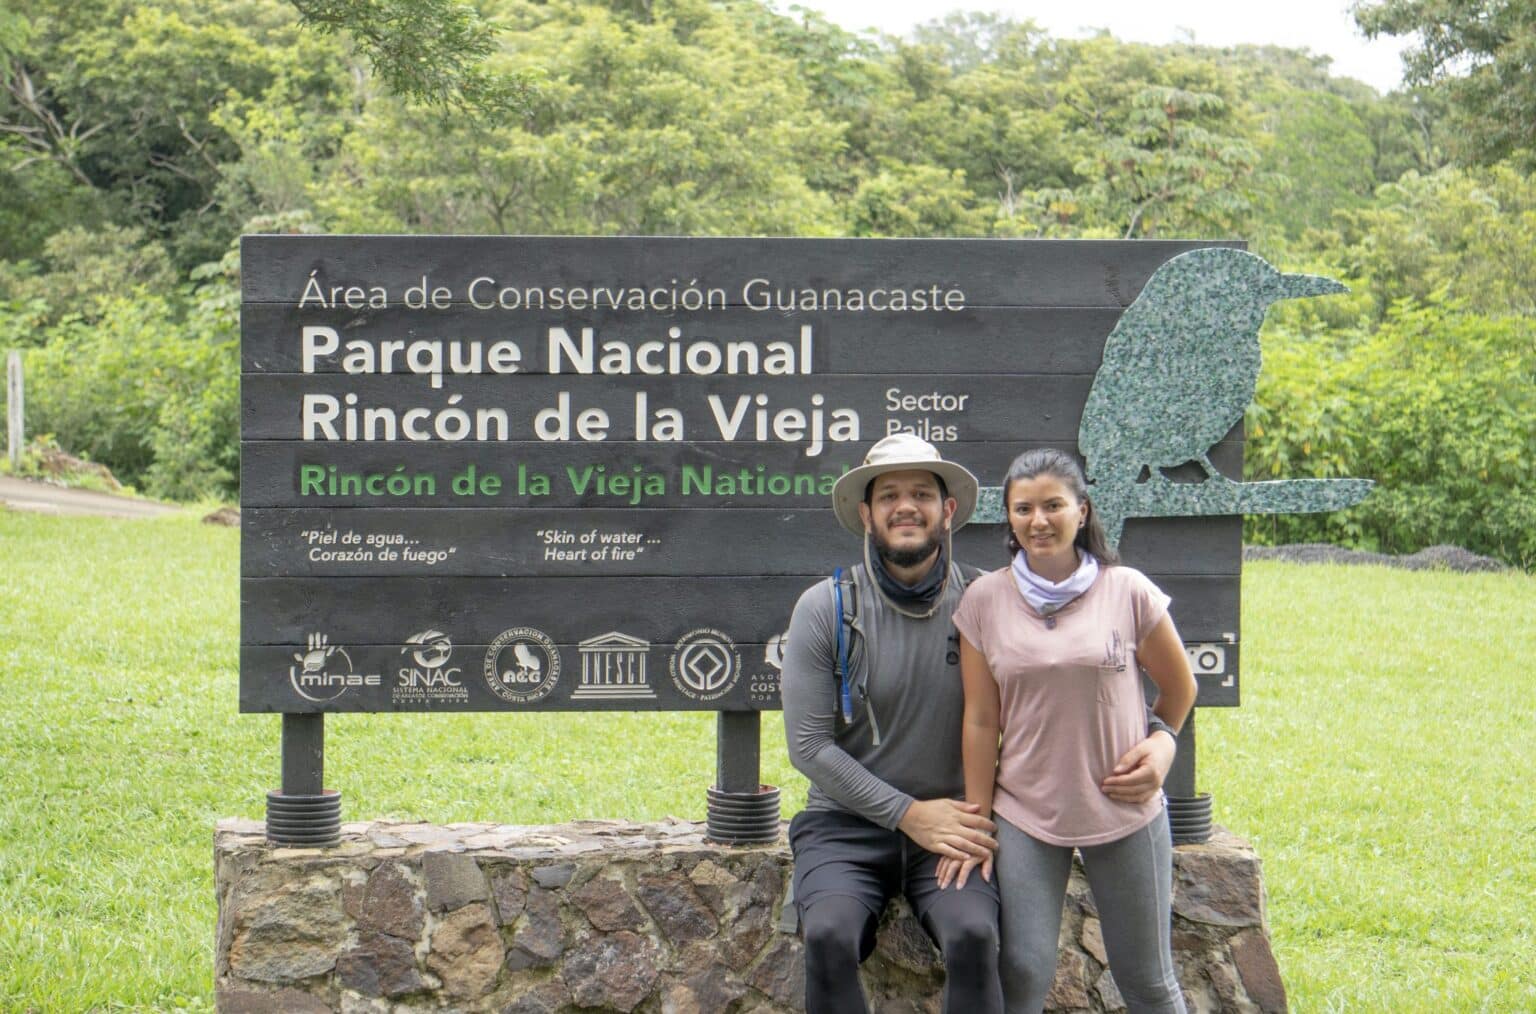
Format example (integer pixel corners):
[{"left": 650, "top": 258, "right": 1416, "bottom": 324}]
[{"left": 6, "top": 351, "right": 22, "bottom": 471}]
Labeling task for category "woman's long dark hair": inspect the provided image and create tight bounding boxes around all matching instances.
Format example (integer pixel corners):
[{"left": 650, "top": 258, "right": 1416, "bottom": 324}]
[{"left": 1001, "top": 448, "right": 1120, "bottom": 565}]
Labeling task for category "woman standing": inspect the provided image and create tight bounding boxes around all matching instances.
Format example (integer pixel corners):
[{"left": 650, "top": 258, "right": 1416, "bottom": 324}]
[{"left": 943, "top": 449, "right": 1196, "bottom": 1013}]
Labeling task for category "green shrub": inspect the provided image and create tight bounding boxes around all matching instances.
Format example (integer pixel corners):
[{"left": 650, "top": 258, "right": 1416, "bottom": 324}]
[
  {"left": 142, "top": 336, "right": 240, "bottom": 501},
  {"left": 0, "top": 226, "right": 179, "bottom": 327},
  {"left": 1247, "top": 294, "right": 1536, "bottom": 568},
  {"left": 14, "top": 289, "right": 239, "bottom": 500}
]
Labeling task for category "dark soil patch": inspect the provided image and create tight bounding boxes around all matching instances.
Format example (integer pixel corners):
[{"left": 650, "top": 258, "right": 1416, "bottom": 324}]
[{"left": 1243, "top": 543, "right": 1507, "bottom": 573}]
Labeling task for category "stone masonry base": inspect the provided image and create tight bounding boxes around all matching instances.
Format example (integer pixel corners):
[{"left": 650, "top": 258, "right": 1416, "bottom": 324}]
[{"left": 214, "top": 819, "right": 1286, "bottom": 1013}]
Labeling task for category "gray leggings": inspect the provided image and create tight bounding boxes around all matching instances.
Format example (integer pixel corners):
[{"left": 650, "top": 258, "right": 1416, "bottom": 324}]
[{"left": 995, "top": 809, "right": 1186, "bottom": 1014}]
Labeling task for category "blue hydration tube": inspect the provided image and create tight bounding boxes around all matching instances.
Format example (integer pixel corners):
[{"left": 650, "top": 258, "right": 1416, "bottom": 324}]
[{"left": 833, "top": 567, "right": 853, "bottom": 723}]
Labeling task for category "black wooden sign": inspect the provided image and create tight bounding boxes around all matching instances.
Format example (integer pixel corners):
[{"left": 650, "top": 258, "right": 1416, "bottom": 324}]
[{"left": 240, "top": 237, "right": 1244, "bottom": 714}]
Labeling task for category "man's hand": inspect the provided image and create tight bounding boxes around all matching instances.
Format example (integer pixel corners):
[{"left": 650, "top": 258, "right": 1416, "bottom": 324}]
[
  {"left": 897, "top": 798, "right": 997, "bottom": 861},
  {"left": 1101, "top": 732, "right": 1176, "bottom": 803}
]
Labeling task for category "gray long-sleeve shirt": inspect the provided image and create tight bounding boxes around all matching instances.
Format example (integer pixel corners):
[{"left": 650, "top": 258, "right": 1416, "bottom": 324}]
[{"left": 781, "top": 563, "right": 970, "bottom": 829}]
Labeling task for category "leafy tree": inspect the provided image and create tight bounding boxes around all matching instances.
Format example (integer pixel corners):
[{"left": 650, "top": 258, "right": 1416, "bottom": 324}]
[
  {"left": 1249, "top": 294, "right": 1536, "bottom": 567},
  {"left": 1336, "top": 82, "right": 1448, "bottom": 183},
  {"left": 845, "top": 161, "right": 989, "bottom": 236},
  {"left": 315, "top": 0, "right": 841, "bottom": 235},
  {"left": 0, "top": 135, "right": 105, "bottom": 263},
  {"left": 1319, "top": 163, "right": 1536, "bottom": 317},
  {"left": 1247, "top": 87, "right": 1377, "bottom": 240},
  {"left": 735, "top": 5, "right": 885, "bottom": 197},
  {"left": 820, "top": 26, "right": 1283, "bottom": 239},
  {"left": 1152, "top": 40, "right": 1449, "bottom": 191},
  {"left": 846, "top": 34, "right": 1273, "bottom": 239},
  {"left": 0, "top": 224, "right": 177, "bottom": 324},
  {"left": 0, "top": 1, "right": 353, "bottom": 267},
  {"left": 871, "top": 24, "right": 1079, "bottom": 226},
  {"left": 1074, "top": 81, "right": 1264, "bottom": 237},
  {"left": 288, "top": 0, "right": 531, "bottom": 118},
  {"left": 3, "top": 0, "right": 1531, "bottom": 530},
  {"left": 18, "top": 289, "right": 238, "bottom": 497},
  {"left": 908, "top": 11, "right": 1027, "bottom": 72},
  {"left": 1354, "top": 0, "right": 1536, "bottom": 166}
]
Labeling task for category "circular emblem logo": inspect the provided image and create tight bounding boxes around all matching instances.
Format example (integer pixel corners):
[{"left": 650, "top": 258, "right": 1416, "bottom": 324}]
[
  {"left": 669, "top": 628, "right": 742, "bottom": 702},
  {"left": 484, "top": 628, "right": 561, "bottom": 704}
]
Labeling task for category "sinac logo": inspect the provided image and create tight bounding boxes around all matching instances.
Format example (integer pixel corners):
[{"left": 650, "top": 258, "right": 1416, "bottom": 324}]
[
  {"left": 403, "top": 629, "right": 454, "bottom": 670},
  {"left": 397, "top": 629, "right": 463, "bottom": 694}
]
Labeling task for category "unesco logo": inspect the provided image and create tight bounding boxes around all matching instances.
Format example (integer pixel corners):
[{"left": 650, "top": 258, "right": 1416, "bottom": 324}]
[
  {"left": 483, "top": 627, "right": 561, "bottom": 704},
  {"left": 669, "top": 628, "right": 742, "bottom": 702}
]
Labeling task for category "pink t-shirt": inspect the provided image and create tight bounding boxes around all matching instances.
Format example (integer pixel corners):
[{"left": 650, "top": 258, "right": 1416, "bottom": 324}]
[{"left": 952, "top": 565, "right": 1171, "bottom": 847}]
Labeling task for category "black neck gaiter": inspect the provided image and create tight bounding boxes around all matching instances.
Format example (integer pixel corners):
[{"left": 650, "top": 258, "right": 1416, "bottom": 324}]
[{"left": 867, "top": 538, "right": 947, "bottom": 609}]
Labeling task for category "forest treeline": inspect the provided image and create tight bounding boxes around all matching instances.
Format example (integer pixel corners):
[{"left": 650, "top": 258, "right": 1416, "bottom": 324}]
[{"left": 1, "top": 0, "right": 1532, "bottom": 565}]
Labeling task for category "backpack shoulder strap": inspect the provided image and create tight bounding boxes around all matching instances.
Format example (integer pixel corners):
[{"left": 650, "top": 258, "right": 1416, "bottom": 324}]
[{"left": 954, "top": 561, "right": 988, "bottom": 589}]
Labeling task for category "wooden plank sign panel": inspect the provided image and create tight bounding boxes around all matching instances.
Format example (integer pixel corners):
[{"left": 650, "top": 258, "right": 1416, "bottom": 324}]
[
  {"left": 239, "top": 439, "right": 1243, "bottom": 510},
  {"left": 240, "top": 509, "right": 1242, "bottom": 578},
  {"left": 240, "top": 237, "right": 1246, "bottom": 713},
  {"left": 241, "top": 574, "right": 1240, "bottom": 648}
]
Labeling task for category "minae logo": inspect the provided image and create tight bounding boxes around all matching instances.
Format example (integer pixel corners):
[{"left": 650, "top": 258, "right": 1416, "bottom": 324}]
[{"left": 289, "top": 633, "right": 381, "bottom": 703}]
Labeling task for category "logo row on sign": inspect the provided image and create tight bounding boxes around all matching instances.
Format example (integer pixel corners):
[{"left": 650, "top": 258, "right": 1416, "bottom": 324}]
[{"left": 288, "top": 627, "right": 792, "bottom": 707}]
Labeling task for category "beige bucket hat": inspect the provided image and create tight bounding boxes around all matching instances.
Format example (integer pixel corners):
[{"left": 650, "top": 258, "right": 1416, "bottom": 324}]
[{"left": 831, "top": 434, "right": 979, "bottom": 536}]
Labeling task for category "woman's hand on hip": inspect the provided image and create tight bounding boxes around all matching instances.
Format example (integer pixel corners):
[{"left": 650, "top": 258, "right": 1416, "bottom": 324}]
[{"left": 1100, "top": 731, "right": 1176, "bottom": 803}]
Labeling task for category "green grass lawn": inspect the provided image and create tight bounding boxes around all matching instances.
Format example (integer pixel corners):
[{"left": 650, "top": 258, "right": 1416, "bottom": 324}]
[{"left": 0, "top": 511, "right": 1532, "bottom": 1011}]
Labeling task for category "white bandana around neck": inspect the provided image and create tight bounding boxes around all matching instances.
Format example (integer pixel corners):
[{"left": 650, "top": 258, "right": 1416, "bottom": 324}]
[{"left": 1011, "top": 549, "right": 1099, "bottom": 616}]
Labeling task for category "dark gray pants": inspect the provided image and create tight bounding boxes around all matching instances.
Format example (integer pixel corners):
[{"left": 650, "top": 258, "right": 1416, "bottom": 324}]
[
  {"left": 995, "top": 808, "right": 1186, "bottom": 1014},
  {"left": 790, "top": 809, "right": 1003, "bottom": 1014}
]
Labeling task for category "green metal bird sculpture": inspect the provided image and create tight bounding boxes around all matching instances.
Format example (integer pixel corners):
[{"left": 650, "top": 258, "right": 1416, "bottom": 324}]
[
  {"left": 969, "top": 247, "right": 1371, "bottom": 541},
  {"left": 1079, "top": 247, "right": 1345, "bottom": 488},
  {"left": 1067, "top": 247, "right": 1369, "bottom": 545}
]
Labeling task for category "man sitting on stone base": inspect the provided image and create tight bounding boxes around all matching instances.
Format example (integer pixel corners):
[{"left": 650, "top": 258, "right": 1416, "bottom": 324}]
[{"left": 780, "top": 434, "right": 1003, "bottom": 1014}]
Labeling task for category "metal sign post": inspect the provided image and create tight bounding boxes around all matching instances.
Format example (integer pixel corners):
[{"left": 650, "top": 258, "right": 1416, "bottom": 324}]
[{"left": 266, "top": 713, "right": 338, "bottom": 846}]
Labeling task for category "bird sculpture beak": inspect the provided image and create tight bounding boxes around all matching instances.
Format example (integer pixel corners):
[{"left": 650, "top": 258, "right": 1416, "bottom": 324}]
[{"left": 1273, "top": 272, "right": 1348, "bottom": 301}]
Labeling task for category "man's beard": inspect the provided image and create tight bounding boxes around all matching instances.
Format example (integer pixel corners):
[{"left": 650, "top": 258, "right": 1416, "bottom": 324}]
[{"left": 872, "top": 525, "right": 942, "bottom": 570}]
